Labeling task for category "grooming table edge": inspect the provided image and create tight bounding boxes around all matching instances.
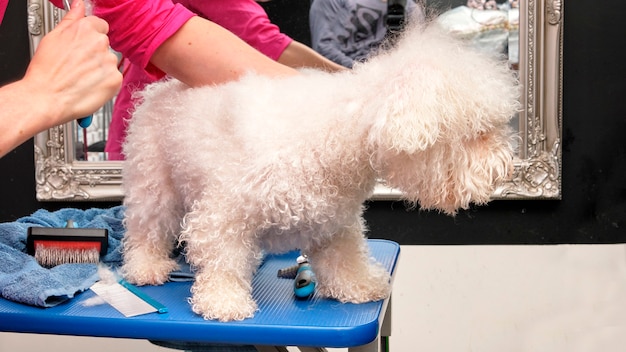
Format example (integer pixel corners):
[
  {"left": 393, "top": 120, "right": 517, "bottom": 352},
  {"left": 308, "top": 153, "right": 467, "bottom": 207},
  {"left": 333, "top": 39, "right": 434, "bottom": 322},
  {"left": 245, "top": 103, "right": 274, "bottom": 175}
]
[{"left": 0, "top": 239, "right": 400, "bottom": 350}]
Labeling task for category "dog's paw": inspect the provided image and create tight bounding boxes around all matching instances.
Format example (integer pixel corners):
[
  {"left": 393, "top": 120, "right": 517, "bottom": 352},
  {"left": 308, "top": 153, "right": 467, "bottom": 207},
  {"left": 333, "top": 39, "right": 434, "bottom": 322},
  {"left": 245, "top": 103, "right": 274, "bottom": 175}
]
[
  {"left": 121, "top": 256, "right": 178, "bottom": 286},
  {"left": 190, "top": 281, "right": 258, "bottom": 321},
  {"left": 317, "top": 263, "right": 392, "bottom": 303}
]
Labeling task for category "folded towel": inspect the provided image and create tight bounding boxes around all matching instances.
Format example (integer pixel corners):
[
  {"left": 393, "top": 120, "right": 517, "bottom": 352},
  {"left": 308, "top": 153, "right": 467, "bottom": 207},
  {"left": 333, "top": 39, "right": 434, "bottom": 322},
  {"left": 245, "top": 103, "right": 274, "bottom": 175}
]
[{"left": 0, "top": 206, "right": 126, "bottom": 307}]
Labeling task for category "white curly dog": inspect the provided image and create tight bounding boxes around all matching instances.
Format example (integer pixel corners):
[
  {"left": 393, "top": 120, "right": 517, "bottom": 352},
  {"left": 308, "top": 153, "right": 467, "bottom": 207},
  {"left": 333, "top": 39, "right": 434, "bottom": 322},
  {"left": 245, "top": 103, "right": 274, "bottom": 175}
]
[{"left": 120, "top": 19, "right": 519, "bottom": 322}]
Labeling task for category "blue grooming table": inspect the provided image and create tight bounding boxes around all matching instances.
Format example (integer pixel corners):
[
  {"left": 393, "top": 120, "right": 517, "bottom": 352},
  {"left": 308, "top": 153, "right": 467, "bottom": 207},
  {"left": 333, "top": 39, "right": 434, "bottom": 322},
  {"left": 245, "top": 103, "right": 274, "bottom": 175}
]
[{"left": 0, "top": 239, "right": 400, "bottom": 352}]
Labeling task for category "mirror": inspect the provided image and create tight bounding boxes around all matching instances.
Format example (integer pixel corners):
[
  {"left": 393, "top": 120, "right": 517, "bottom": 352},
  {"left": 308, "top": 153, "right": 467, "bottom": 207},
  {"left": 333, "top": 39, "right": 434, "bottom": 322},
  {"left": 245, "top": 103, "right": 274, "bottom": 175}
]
[{"left": 28, "top": 0, "right": 563, "bottom": 202}]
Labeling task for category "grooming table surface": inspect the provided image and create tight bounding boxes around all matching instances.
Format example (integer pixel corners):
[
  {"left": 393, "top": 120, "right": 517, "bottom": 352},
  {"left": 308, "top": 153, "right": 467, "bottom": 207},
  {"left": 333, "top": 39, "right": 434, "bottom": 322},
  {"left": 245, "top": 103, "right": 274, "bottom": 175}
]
[{"left": 0, "top": 239, "right": 399, "bottom": 349}]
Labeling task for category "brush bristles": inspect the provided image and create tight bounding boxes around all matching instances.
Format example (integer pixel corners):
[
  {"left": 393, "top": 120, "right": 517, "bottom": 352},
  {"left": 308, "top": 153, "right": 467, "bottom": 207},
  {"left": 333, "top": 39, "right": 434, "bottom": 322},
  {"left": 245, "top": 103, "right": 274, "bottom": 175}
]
[{"left": 34, "top": 245, "right": 100, "bottom": 268}]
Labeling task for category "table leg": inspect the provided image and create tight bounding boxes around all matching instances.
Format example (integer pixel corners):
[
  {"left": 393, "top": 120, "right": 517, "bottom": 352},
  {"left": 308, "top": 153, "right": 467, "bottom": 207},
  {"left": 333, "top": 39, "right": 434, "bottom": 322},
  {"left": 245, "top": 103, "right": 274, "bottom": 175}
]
[{"left": 349, "top": 296, "right": 392, "bottom": 352}]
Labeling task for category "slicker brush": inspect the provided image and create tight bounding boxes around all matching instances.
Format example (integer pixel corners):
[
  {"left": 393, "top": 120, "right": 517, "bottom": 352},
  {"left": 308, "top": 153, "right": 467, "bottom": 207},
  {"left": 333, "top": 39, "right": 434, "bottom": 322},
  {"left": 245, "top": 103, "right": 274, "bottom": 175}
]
[{"left": 27, "top": 220, "right": 108, "bottom": 268}]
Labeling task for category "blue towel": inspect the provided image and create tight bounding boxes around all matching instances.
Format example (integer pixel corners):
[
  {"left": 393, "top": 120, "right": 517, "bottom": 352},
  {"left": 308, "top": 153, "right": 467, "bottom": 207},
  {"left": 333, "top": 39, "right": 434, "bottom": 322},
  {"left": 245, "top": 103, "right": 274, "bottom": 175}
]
[{"left": 0, "top": 206, "right": 126, "bottom": 307}]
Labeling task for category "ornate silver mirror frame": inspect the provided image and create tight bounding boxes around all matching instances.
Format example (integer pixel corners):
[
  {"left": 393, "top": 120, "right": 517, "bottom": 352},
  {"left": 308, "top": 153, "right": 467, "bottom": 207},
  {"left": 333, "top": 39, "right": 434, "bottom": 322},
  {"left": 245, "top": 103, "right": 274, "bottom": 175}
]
[{"left": 28, "top": 0, "right": 563, "bottom": 202}]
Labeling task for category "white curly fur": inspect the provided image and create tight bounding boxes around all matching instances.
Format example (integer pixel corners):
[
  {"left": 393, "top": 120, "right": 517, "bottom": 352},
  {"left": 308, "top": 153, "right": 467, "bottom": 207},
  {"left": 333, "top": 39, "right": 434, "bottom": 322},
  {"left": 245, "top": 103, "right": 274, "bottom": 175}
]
[{"left": 120, "top": 19, "right": 520, "bottom": 322}]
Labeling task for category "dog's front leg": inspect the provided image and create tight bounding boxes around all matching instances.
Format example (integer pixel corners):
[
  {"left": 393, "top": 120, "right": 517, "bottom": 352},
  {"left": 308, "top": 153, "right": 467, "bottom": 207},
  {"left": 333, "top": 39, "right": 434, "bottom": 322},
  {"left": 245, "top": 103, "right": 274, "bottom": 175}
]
[
  {"left": 308, "top": 224, "right": 391, "bottom": 304},
  {"left": 182, "top": 209, "right": 262, "bottom": 321},
  {"left": 121, "top": 204, "right": 181, "bottom": 286}
]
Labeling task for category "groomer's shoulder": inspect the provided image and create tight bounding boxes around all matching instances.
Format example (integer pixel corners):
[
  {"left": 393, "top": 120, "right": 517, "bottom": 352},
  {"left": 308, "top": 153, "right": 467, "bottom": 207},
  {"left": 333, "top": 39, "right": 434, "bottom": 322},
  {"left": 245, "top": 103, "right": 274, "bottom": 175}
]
[{"left": 92, "top": 0, "right": 196, "bottom": 75}]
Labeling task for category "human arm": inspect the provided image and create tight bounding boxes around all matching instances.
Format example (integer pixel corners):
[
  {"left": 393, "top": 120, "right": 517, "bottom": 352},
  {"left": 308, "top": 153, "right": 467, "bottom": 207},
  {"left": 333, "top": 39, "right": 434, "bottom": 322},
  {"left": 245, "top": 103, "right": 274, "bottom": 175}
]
[
  {"left": 152, "top": 16, "right": 297, "bottom": 86},
  {"left": 183, "top": 0, "right": 344, "bottom": 73},
  {"left": 93, "top": 0, "right": 297, "bottom": 87},
  {"left": 277, "top": 40, "right": 346, "bottom": 72},
  {"left": 0, "top": 0, "right": 121, "bottom": 157}
]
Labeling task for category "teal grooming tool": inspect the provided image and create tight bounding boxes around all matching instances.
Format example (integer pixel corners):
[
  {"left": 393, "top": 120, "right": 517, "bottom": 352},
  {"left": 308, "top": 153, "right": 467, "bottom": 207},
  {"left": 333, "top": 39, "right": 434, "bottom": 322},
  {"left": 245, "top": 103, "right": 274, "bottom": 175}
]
[
  {"left": 90, "top": 277, "right": 168, "bottom": 317},
  {"left": 293, "top": 258, "right": 316, "bottom": 299},
  {"left": 118, "top": 279, "right": 168, "bottom": 314},
  {"left": 277, "top": 255, "right": 316, "bottom": 299}
]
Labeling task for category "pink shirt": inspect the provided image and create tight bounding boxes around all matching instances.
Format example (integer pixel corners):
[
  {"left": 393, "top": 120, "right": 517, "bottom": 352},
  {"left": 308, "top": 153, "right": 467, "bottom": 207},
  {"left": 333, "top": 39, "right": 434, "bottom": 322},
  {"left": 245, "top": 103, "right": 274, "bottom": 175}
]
[
  {"left": 104, "top": 0, "right": 293, "bottom": 159},
  {"left": 92, "top": 0, "right": 196, "bottom": 80},
  {"left": 0, "top": 0, "right": 7, "bottom": 25}
]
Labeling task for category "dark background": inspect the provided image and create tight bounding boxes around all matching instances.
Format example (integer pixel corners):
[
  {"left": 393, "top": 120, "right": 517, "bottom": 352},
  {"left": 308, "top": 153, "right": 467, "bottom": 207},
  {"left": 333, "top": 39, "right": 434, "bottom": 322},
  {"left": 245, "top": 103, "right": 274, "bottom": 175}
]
[{"left": 1, "top": 0, "right": 624, "bottom": 245}]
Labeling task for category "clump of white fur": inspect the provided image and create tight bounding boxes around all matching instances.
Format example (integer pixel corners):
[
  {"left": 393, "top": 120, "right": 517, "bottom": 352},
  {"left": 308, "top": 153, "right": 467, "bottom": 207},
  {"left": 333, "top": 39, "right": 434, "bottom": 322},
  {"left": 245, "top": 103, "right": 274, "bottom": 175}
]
[{"left": 120, "top": 17, "right": 519, "bottom": 321}]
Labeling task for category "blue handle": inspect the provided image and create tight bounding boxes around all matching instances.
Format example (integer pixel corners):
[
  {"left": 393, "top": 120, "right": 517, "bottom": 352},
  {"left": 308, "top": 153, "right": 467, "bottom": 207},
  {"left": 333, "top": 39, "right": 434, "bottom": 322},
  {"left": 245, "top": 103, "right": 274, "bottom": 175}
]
[
  {"left": 77, "top": 115, "right": 93, "bottom": 128},
  {"left": 293, "top": 263, "right": 316, "bottom": 299}
]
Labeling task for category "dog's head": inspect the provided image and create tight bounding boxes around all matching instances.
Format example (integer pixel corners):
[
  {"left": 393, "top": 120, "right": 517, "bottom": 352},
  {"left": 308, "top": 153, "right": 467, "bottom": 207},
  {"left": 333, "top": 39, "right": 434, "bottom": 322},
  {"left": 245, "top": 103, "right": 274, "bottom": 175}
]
[
  {"left": 371, "top": 125, "right": 515, "bottom": 215},
  {"left": 363, "top": 21, "right": 520, "bottom": 215}
]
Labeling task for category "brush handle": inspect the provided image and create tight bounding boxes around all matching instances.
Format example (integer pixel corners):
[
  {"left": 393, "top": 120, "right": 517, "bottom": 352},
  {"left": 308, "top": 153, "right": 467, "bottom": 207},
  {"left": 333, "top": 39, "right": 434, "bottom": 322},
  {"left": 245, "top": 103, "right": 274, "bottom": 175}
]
[{"left": 77, "top": 115, "right": 93, "bottom": 128}]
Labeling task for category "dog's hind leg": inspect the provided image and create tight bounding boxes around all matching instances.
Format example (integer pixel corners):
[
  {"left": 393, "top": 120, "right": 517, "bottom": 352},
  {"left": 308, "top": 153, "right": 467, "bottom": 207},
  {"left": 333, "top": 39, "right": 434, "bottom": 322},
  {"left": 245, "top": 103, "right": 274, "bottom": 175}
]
[
  {"left": 307, "top": 220, "right": 391, "bottom": 303},
  {"left": 181, "top": 197, "right": 263, "bottom": 321}
]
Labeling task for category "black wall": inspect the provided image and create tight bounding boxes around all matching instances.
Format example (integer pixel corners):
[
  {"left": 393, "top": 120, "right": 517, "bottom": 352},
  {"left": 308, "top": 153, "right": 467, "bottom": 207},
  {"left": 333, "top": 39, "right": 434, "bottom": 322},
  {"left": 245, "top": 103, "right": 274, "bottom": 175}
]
[{"left": 1, "top": 1, "right": 624, "bottom": 244}]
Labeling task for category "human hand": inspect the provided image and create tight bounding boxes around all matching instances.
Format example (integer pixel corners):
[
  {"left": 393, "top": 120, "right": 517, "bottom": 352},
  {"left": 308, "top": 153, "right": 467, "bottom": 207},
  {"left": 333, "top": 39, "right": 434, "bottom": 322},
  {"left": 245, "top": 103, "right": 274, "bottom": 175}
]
[{"left": 23, "top": 0, "right": 122, "bottom": 126}]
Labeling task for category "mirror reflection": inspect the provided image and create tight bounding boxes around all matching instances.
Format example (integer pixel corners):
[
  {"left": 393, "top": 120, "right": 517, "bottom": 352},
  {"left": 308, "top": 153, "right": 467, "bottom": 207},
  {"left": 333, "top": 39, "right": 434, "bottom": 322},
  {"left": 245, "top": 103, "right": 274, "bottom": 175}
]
[{"left": 74, "top": 0, "right": 521, "bottom": 162}]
